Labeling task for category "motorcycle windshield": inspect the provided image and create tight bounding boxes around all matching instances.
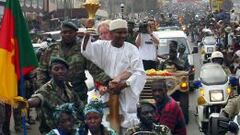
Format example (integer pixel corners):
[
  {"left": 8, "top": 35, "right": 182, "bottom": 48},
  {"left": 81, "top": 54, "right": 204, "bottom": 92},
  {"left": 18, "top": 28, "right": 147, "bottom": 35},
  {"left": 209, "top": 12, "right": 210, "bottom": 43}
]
[
  {"left": 203, "top": 36, "right": 216, "bottom": 45},
  {"left": 200, "top": 63, "right": 228, "bottom": 85}
]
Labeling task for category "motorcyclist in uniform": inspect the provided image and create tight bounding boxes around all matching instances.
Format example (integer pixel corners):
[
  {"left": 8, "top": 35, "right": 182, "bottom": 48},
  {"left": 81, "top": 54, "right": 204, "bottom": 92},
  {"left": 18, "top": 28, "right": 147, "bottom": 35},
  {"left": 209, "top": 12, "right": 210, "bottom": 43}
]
[{"left": 210, "top": 51, "right": 231, "bottom": 75}]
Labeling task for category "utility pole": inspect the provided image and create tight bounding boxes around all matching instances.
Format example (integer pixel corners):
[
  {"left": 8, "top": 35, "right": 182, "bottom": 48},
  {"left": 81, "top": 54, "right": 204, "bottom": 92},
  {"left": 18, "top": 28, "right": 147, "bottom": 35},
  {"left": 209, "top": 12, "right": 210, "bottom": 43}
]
[{"left": 64, "top": 0, "right": 67, "bottom": 20}]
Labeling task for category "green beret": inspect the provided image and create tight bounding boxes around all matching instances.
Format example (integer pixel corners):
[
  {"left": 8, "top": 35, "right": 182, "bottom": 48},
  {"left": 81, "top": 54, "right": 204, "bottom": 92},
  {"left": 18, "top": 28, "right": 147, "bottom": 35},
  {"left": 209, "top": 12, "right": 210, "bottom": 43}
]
[
  {"left": 61, "top": 21, "right": 78, "bottom": 31},
  {"left": 50, "top": 57, "right": 69, "bottom": 69}
]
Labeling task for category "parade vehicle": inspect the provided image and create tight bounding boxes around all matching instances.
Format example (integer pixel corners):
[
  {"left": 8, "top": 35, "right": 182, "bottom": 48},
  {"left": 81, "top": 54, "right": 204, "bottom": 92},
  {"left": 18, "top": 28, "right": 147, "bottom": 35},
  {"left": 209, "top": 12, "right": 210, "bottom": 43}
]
[
  {"left": 199, "top": 36, "right": 217, "bottom": 63},
  {"left": 193, "top": 63, "right": 232, "bottom": 134},
  {"left": 143, "top": 69, "right": 190, "bottom": 123},
  {"left": 140, "top": 30, "right": 198, "bottom": 123}
]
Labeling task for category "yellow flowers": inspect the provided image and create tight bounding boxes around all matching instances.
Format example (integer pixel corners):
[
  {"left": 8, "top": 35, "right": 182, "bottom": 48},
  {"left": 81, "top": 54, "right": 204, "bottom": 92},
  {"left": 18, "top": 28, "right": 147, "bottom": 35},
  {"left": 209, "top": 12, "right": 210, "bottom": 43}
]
[{"left": 145, "top": 69, "right": 173, "bottom": 76}]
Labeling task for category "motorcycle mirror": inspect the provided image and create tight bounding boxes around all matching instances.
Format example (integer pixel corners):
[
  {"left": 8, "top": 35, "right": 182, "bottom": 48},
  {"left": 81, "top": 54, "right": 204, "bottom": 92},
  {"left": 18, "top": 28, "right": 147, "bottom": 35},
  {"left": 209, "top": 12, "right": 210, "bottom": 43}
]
[
  {"left": 192, "top": 46, "right": 199, "bottom": 54},
  {"left": 193, "top": 80, "right": 202, "bottom": 89},
  {"left": 229, "top": 76, "right": 239, "bottom": 86}
]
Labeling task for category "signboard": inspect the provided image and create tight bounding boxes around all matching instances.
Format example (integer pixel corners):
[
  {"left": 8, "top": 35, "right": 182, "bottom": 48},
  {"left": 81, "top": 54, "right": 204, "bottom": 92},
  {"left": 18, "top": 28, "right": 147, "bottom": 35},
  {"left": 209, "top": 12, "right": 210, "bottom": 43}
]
[{"left": 211, "top": 0, "right": 224, "bottom": 12}]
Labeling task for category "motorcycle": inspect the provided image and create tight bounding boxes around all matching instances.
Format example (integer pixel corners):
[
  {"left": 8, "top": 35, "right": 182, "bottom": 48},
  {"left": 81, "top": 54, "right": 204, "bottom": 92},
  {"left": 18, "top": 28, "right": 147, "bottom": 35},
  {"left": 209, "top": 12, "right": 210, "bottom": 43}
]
[{"left": 194, "top": 63, "right": 232, "bottom": 134}]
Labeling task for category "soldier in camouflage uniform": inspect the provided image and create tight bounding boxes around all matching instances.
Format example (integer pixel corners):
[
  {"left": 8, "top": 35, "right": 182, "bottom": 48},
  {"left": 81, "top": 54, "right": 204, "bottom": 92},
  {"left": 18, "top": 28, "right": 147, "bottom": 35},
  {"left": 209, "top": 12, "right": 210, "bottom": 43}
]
[
  {"left": 125, "top": 101, "right": 169, "bottom": 135},
  {"left": 37, "top": 21, "right": 111, "bottom": 104},
  {"left": 25, "top": 57, "right": 85, "bottom": 134}
]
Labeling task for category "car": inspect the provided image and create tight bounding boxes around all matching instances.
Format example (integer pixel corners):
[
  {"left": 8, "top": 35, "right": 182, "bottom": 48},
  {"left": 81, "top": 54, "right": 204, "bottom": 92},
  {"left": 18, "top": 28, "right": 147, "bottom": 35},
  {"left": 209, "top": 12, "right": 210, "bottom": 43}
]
[
  {"left": 42, "top": 30, "right": 61, "bottom": 42},
  {"left": 154, "top": 30, "right": 198, "bottom": 65},
  {"left": 32, "top": 42, "right": 48, "bottom": 52},
  {"left": 157, "top": 26, "right": 181, "bottom": 31}
]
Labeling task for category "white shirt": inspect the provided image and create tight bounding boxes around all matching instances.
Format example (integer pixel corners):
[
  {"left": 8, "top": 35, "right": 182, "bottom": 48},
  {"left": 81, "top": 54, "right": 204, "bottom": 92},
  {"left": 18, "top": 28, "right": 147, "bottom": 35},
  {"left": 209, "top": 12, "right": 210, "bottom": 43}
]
[
  {"left": 138, "top": 33, "right": 158, "bottom": 61},
  {"left": 82, "top": 39, "right": 146, "bottom": 128}
]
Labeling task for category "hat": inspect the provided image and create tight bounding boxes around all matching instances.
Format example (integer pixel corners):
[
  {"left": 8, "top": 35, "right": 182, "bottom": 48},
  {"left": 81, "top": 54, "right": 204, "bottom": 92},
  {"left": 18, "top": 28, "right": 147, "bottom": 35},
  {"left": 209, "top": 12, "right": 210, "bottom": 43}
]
[
  {"left": 109, "top": 19, "right": 128, "bottom": 31},
  {"left": 53, "top": 103, "right": 77, "bottom": 123},
  {"left": 61, "top": 21, "right": 78, "bottom": 31},
  {"left": 50, "top": 57, "right": 69, "bottom": 69},
  {"left": 84, "top": 99, "right": 104, "bottom": 116},
  {"left": 225, "top": 27, "right": 232, "bottom": 33}
]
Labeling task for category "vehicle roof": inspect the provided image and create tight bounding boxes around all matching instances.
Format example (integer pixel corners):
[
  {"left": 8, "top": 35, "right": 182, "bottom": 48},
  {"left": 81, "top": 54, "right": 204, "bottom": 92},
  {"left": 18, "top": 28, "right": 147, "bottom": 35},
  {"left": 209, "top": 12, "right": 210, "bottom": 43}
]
[{"left": 154, "top": 30, "right": 187, "bottom": 38}]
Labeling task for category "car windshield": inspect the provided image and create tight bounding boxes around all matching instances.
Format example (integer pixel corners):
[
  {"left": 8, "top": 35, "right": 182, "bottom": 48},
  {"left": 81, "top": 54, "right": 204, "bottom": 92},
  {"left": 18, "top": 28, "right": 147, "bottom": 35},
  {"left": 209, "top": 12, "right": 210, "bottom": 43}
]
[
  {"left": 200, "top": 64, "right": 227, "bottom": 85},
  {"left": 157, "top": 37, "right": 189, "bottom": 55},
  {"left": 203, "top": 36, "right": 216, "bottom": 45}
]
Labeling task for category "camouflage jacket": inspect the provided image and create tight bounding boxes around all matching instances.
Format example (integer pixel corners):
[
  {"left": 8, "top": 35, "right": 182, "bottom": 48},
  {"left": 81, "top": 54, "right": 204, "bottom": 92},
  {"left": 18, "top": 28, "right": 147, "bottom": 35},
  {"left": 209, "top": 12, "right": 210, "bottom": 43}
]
[
  {"left": 31, "top": 79, "right": 84, "bottom": 134},
  {"left": 37, "top": 39, "right": 111, "bottom": 90}
]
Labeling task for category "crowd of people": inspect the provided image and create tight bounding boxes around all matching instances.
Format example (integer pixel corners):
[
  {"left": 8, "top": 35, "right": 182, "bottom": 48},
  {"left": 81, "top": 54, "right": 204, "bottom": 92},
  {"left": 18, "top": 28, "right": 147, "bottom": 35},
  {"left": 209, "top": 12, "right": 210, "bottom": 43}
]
[{"left": 0, "top": 4, "right": 239, "bottom": 135}]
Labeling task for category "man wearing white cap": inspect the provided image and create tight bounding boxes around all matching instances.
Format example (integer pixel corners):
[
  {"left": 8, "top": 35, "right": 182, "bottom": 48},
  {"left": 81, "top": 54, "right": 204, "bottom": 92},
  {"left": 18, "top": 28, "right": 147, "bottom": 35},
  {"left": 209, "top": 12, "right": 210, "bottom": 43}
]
[{"left": 82, "top": 19, "right": 146, "bottom": 133}]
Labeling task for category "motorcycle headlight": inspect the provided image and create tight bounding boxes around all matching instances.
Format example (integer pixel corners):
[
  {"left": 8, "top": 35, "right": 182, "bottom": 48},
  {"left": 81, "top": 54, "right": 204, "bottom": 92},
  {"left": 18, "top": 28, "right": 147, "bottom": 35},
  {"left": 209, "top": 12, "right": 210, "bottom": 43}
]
[
  {"left": 210, "top": 90, "right": 224, "bottom": 102},
  {"left": 207, "top": 47, "right": 214, "bottom": 53}
]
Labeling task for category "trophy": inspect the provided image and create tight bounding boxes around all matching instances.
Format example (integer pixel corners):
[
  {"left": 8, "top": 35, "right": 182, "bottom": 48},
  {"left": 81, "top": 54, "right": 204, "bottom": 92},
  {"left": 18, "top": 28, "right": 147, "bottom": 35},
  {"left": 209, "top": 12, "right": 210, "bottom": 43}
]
[
  {"left": 83, "top": 0, "right": 100, "bottom": 34},
  {"left": 83, "top": 0, "right": 100, "bottom": 19}
]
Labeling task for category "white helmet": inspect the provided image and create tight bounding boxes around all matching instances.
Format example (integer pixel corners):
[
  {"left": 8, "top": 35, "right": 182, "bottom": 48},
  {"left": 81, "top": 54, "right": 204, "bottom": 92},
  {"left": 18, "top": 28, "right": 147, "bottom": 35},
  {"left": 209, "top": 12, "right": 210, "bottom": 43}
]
[
  {"left": 210, "top": 51, "right": 224, "bottom": 64},
  {"left": 211, "top": 51, "right": 224, "bottom": 59}
]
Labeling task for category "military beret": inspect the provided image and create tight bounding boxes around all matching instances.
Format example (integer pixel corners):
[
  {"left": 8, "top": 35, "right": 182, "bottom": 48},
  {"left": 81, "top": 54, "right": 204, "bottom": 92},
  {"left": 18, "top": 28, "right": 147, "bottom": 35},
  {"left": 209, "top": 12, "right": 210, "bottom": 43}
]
[
  {"left": 61, "top": 21, "right": 78, "bottom": 31},
  {"left": 50, "top": 57, "right": 69, "bottom": 69}
]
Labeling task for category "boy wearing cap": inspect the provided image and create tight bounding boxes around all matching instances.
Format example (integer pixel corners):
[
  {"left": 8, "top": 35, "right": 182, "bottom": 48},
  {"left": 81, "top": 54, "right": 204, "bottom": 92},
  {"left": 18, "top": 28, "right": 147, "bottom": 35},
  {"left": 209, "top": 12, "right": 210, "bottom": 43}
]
[
  {"left": 82, "top": 19, "right": 146, "bottom": 132},
  {"left": 37, "top": 21, "right": 112, "bottom": 104},
  {"left": 24, "top": 57, "right": 84, "bottom": 134}
]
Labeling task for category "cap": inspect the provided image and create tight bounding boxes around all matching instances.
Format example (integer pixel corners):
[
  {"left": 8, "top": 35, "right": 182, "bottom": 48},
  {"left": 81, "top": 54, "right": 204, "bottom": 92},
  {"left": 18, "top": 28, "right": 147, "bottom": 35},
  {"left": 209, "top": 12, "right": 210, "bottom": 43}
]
[
  {"left": 50, "top": 57, "right": 69, "bottom": 69},
  {"left": 225, "top": 27, "right": 232, "bottom": 33},
  {"left": 61, "top": 21, "right": 78, "bottom": 31},
  {"left": 109, "top": 19, "right": 128, "bottom": 31}
]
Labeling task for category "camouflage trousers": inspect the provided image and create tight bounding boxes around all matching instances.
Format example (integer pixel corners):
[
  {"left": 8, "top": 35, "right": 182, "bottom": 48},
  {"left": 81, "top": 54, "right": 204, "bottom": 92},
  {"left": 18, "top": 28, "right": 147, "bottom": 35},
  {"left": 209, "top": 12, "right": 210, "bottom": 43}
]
[{"left": 73, "top": 82, "right": 88, "bottom": 105}]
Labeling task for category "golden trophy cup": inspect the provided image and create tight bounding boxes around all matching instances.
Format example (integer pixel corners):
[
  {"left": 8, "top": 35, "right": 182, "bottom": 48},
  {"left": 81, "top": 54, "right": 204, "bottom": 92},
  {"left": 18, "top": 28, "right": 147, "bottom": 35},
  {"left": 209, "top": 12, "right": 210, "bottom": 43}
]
[
  {"left": 83, "top": 0, "right": 100, "bottom": 19},
  {"left": 83, "top": 0, "right": 100, "bottom": 34}
]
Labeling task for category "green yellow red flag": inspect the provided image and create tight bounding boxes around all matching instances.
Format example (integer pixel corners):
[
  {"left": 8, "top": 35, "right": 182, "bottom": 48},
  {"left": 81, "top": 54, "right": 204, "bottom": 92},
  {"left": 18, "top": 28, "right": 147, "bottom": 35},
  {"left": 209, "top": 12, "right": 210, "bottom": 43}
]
[{"left": 0, "top": 0, "right": 38, "bottom": 106}]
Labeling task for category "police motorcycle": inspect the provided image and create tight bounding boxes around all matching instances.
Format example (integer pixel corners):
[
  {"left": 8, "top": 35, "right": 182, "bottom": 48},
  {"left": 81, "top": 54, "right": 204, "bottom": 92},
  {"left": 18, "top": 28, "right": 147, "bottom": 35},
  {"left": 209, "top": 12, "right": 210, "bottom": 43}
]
[
  {"left": 194, "top": 63, "right": 232, "bottom": 134},
  {"left": 132, "top": 124, "right": 172, "bottom": 135}
]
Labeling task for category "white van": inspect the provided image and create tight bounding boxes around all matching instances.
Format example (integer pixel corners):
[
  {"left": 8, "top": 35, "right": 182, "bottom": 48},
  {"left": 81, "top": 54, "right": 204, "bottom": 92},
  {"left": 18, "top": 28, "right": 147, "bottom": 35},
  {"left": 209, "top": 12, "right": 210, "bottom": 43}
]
[{"left": 154, "top": 30, "right": 198, "bottom": 66}]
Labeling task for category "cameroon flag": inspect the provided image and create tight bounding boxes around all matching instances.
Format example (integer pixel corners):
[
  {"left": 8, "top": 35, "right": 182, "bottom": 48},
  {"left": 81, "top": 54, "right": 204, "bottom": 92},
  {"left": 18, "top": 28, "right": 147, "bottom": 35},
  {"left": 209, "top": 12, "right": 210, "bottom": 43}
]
[{"left": 0, "top": 0, "right": 38, "bottom": 106}]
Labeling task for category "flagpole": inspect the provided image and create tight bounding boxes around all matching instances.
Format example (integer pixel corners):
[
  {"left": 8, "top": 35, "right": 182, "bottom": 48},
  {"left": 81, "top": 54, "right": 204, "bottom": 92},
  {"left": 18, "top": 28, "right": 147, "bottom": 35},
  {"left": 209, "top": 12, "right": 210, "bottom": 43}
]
[{"left": 20, "top": 71, "right": 27, "bottom": 135}]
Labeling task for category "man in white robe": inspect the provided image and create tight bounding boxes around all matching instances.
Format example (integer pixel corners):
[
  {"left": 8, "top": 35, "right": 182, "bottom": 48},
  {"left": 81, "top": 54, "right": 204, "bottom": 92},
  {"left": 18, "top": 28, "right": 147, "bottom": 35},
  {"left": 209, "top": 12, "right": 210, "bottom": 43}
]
[{"left": 82, "top": 19, "right": 146, "bottom": 131}]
